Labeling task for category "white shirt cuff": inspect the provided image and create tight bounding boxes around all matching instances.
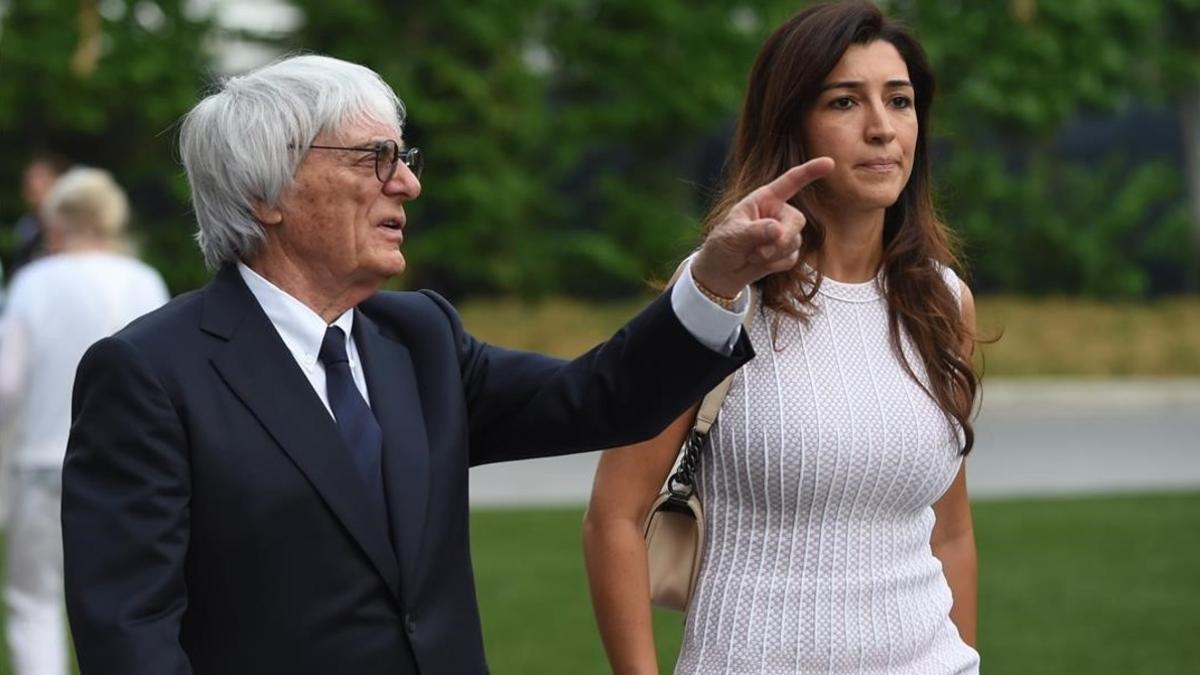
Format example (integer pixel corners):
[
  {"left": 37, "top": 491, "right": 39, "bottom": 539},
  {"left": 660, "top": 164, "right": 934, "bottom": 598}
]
[{"left": 669, "top": 257, "right": 748, "bottom": 355}]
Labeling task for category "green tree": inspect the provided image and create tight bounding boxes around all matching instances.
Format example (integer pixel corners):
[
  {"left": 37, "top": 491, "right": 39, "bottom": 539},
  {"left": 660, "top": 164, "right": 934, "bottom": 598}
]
[
  {"left": 0, "top": 0, "right": 214, "bottom": 292},
  {"left": 286, "top": 1, "right": 561, "bottom": 296},
  {"left": 899, "top": 0, "right": 1200, "bottom": 295},
  {"left": 4, "top": 0, "right": 1195, "bottom": 298},
  {"left": 286, "top": 0, "right": 777, "bottom": 297},
  {"left": 286, "top": 0, "right": 1200, "bottom": 298}
]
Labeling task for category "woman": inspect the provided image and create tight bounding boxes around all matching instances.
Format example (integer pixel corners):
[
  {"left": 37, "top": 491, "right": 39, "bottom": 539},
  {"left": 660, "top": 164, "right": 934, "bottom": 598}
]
[
  {"left": 583, "top": 2, "right": 981, "bottom": 673},
  {"left": 0, "top": 167, "right": 168, "bottom": 675}
]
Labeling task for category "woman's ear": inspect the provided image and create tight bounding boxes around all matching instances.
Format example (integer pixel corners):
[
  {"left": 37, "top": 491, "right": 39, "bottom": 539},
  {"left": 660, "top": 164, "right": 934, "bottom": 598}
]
[{"left": 251, "top": 199, "right": 283, "bottom": 226}]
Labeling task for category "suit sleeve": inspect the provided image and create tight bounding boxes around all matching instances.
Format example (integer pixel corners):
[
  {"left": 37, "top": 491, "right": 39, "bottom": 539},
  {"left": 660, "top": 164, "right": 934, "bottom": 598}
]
[
  {"left": 62, "top": 337, "right": 193, "bottom": 675},
  {"left": 421, "top": 290, "right": 753, "bottom": 466}
]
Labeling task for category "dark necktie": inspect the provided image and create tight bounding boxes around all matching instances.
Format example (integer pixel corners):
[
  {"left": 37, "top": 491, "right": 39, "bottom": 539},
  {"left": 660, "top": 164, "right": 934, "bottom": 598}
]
[{"left": 319, "top": 326, "right": 388, "bottom": 517}]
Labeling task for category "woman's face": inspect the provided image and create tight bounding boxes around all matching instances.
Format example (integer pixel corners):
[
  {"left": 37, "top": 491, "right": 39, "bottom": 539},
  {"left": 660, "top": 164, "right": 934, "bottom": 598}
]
[{"left": 802, "top": 40, "right": 918, "bottom": 216}]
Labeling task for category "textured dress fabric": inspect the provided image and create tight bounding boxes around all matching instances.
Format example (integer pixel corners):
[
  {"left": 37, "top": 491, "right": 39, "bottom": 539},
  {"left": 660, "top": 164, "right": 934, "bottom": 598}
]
[{"left": 675, "top": 267, "right": 980, "bottom": 675}]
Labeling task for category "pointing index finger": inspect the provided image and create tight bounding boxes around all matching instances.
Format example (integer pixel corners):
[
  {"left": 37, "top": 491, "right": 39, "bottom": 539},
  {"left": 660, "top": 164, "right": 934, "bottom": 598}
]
[{"left": 756, "top": 156, "right": 835, "bottom": 204}]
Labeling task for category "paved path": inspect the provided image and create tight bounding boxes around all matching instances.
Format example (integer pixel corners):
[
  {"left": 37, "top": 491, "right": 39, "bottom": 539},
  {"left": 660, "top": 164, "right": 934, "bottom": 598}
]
[{"left": 468, "top": 378, "right": 1200, "bottom": 507}]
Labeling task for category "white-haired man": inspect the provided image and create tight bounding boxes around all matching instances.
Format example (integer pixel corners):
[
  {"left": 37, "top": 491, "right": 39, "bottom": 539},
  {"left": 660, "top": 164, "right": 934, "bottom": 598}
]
[{"left": 62, "top": 55, "right": 832, "bottom": 674}]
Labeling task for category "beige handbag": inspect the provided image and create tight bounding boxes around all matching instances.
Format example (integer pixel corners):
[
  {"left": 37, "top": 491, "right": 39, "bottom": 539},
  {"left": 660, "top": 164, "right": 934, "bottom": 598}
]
[{"left": 643, "top": 263, "right": 756, "bottom": 613}]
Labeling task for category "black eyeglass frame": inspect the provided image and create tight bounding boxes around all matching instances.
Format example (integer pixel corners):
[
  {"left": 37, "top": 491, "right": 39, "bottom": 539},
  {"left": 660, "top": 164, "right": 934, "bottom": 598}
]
[{"left": 301, "top": 139, "right": 422, "bottom": 182}]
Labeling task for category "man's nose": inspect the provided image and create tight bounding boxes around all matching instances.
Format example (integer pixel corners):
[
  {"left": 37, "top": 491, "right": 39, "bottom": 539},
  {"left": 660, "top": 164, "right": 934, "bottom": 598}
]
[{"left": 384, "top": 162, "right": 421, "bottom": 200}]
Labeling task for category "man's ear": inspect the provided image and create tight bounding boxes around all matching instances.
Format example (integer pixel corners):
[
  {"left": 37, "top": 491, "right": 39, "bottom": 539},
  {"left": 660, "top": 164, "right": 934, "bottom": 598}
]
[{"left": 251, "top": 199, "right": 283, "bottom": 226}]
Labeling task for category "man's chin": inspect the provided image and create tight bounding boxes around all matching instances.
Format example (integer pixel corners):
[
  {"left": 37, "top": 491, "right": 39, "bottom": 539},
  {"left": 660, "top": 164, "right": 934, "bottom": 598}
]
[
  {"left": 368, "top": 254, "right": 407, "bottom": 285},
  {"left": 391, "top": 254, "right": 407, "bottom": 278}
]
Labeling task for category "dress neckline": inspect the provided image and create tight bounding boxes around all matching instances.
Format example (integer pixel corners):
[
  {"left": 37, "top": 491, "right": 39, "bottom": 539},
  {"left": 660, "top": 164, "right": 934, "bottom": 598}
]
[{"left": 805, "top": 264, "right": 884, "bottom": 303}]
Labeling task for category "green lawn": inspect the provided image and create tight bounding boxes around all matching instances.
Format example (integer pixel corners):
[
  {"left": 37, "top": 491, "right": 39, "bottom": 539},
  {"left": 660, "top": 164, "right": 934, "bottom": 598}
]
[
  {"left": 1, "top": 493, "right": 1196, "bottom": 673},
  {"left": 469, "top": 493, "right": 1200, "bottom": 675},
  {"left": 458, "top": 295, "right": 1200, "bottom": 376}
]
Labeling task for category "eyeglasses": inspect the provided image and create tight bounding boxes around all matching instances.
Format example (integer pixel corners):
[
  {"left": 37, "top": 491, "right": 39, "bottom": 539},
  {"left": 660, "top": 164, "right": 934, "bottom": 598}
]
[{"left": 302, "top": 139, "right": 423, "bottom": 183}]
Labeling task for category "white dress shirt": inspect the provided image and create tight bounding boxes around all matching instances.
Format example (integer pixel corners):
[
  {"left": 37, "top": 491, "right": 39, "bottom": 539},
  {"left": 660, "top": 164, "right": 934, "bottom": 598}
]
[
  {"left": 669, "top": 256, "right": 749, "bottom": 354},
  {"left": 238, "top": 263, "right": 371, "bottom": 415},
  {"left": 238, "top": 258, "right": 747, "bottom": 419}
]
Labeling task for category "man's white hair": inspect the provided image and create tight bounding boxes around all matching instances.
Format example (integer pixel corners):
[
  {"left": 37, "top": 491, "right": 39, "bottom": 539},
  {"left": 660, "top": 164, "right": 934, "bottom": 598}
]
[{"left": 179, "top": 54, "right": 405, "bottom": 270}]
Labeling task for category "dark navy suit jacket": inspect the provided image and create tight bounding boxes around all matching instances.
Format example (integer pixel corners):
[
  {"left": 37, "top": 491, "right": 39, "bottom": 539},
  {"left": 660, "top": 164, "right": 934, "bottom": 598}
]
[{"left": 62, "top": 265, "right": 752, "bottom": 674}]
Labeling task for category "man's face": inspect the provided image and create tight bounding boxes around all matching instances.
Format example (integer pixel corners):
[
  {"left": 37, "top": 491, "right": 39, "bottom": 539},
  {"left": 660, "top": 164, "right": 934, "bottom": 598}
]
[
  {"left": 268, "top": 118, "right": 421, "bottom": 290},
  {"left": 23, "top": 161, "right": 59, "bottom": 210}
]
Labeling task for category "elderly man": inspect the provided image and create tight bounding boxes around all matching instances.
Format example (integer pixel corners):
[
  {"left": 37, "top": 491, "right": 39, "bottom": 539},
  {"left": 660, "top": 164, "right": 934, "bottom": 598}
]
[{"left": 62, "top": 55, "right": 832, "bottom": 674}]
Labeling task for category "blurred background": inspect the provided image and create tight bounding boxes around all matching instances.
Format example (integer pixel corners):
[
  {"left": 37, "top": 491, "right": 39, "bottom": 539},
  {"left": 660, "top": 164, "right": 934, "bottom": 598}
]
[{"left": 0, "top": 0, "right": 1197, "bottom": 673}]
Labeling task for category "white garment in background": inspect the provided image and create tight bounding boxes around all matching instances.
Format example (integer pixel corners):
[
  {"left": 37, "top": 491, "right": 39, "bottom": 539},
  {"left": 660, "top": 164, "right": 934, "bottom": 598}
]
[
  {"left": 0, "top": 251, "right": 169, "bottom": 468},
  {"left": 676, "top": 266, "right": 980, "bottom": 675},
  {"left": 0, "top": 250, "right": 168, "bottom": 675},
  {"left": 5, "top": 469, "right": 67, "bottom": 675}
]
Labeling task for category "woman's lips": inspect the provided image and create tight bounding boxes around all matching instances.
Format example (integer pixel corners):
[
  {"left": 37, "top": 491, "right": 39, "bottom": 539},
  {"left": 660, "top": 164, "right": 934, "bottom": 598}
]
[{"left": 856, "top": 160, "right": 899, "bottom": 173}]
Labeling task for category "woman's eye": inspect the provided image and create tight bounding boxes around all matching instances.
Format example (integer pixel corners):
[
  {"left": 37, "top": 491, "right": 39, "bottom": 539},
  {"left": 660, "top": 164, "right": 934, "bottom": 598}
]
[
  {"left": 831, "top": 96, "right": 854, "bottom": 110},
  {"left": 891, "top": 95, "right": 913, "bottom": 109}
]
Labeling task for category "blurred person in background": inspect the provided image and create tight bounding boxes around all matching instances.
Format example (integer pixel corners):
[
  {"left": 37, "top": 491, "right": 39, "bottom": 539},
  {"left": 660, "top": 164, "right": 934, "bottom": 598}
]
[
  {"left": 584, "top": 2, "right": 981, "bottom": 673},
  {"left": 0, "top": 166, "right": 169, "bottom": 675},
  {"left": 3, "top": 155, "right": 68, "bottom": 280},
  {"left": 58, "top": 54, "right": 830, "bottom": 675}
]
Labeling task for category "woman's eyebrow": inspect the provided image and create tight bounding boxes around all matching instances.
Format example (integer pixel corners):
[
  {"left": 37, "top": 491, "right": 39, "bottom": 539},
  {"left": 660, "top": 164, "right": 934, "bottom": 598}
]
[{"left": 819, "top": 79, "right": 914, "bottom": 92}]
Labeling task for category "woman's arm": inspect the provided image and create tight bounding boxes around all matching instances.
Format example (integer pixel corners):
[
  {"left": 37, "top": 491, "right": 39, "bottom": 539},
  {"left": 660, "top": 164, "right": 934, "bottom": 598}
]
[
  {"left": 931, "top": 464, "right": 977, "bottom": 646},
  {"left": 583, "top": 405, "right": 698, "bottom": 675},
  {"left": 931, "top": 278, "right": 979, "bottom": 645}
]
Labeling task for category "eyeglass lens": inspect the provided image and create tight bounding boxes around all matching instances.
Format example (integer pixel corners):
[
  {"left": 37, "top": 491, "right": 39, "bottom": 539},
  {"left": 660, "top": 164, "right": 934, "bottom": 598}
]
[{"left": 376, "top": 140, "right": 423, "bottom": 182}]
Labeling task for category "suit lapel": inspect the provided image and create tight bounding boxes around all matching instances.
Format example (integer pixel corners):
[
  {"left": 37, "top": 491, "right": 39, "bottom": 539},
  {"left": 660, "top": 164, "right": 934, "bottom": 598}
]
[
  {"left": 201, "top": 267, "right": 402, "bottom": 601},
  {"left": 353, "top": 311, "right": 431, "bottom": 594}
]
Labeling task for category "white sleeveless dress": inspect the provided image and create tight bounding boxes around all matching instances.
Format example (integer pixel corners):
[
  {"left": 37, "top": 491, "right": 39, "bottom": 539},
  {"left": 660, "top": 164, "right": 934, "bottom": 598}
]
[{"left": 674, "top": 267, "right": 980, "bottom": 674}]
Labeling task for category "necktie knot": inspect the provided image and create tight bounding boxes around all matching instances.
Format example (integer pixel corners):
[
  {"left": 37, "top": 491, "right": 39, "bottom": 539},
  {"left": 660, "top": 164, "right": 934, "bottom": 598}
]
[{"left": 320, "top": 326, "right": 350, "bottom": 367}]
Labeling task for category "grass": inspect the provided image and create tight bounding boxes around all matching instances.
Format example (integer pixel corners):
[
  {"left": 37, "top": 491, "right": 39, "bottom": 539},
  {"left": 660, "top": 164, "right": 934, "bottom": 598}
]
[
  {"left": 469, "top": 493, "right": 1200, "bottom": 675},
  {"left": 0, "top": 493, "right": 1196, "bottom": 673},
  {"left": 971, "top": 493, "right": 1200, "bottom": 674},
  {"left": 973, "top": 297, "right": 1200, "bottom": 376},
  {"left": 3, "top": 295, "right": 1196, "bottom": 671},
  {"left": 458, "top": 295, "right": 1200, "bottom": 376}
]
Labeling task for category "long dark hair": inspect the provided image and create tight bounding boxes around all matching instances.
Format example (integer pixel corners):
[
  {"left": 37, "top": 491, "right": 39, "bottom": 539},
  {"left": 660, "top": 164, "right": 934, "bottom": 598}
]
[{"left": 702, "top": 0, "right": 980, "bottom": 454}]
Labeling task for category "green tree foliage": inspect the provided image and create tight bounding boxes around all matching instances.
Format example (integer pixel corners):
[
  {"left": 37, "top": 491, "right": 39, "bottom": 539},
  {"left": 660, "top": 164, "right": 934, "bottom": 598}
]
[
  {"left": 286, "top": 1, "right": 559, "bottom": 296},
  {"left": 1, "top": 0, "right": 1196, "bottom": 297},
  {"left": 946, "top": 155, "right": 1193, "bottom": 296},
  {"left": 288, "top": 0, "right": 770, "bottom": 297},
  {"left": 0, "top": 0, "right": 213, "bottom": 292},
  {"left": 287, "top": 0, "right": 1200, "bottom": 298},
  {"left": 537, "top": 2, "right": 768, "bottom": 295},
  {"left": 900, "top": 0, "right": 1200, "bottom": 295}
]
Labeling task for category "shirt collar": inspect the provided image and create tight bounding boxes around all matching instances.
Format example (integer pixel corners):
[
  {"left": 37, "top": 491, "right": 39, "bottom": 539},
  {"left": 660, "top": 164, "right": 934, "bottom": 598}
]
[{"left": 237, "top": 262, "right": 355, "bottom": 369}]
